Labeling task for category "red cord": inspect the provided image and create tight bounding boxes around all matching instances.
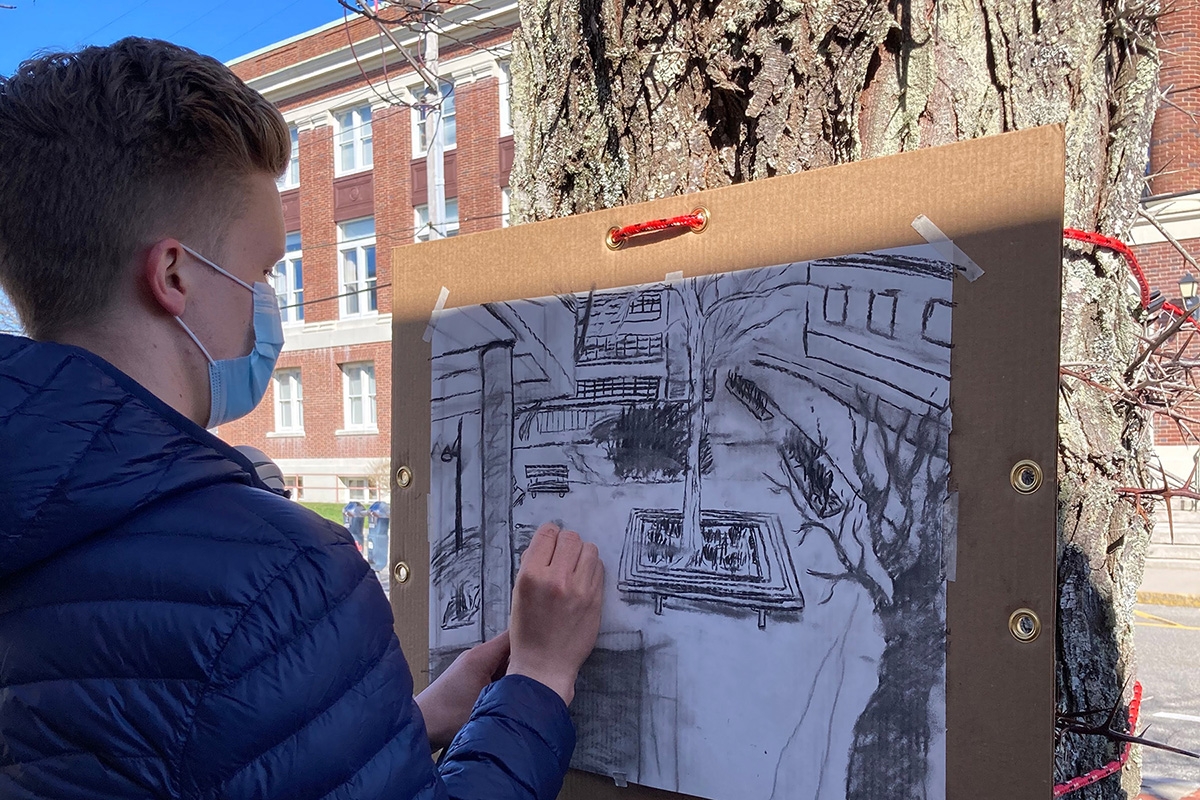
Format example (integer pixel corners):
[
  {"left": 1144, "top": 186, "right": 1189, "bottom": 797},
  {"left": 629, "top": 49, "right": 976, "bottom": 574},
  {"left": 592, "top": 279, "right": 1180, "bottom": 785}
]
[
  {"left": 1063, "top": 228, "right": 1193, "bottom": 320},
  {"left": 607, "top": 208, "right": 708, "bottom": 248},
  {"left": 1052, "top": 681, "right": 1143, "bottom": 797}
]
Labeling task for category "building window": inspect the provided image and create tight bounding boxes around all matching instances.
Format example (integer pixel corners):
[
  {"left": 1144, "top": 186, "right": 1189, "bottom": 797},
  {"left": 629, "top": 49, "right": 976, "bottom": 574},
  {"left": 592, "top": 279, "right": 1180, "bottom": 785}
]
[
  {"left": 273, "top": 232, "right": 303, "bottom": 324},
  {"left": 277, "top": 125, "right": 300, "bottom": 189},
  {"left": 342, "top": 476, "right": 382, "bottom": 502},
  {"left": 823, "top": 286, "right": 848, "bottom": 325},
  {"left": 273, "top": 369, "right": 303, "bottom": 434},
  {"left": 867, "top": 289, "right": 899, "bottom": 339},
  {"left": 499, "top": 61, "right": 513, "bottom": 136},
  {"left": 576, "top": 376, "right": 660, "bottom": 401},
  {"left": 922, "top": 298, "right": 953, "bottom": 347},
  {"left": 335, "top": 105, "right": 373, "bottom": 174},
  {"left": 413, "top": 81, "right": 456, "bottom": 156},
  {"left": 579, "top": 332, "right": 664, "bottom": 364},
  {"left": 414, "top": 198, "right": 460, "bottom": 242},
  {"left": 501, "top": 186, "right": 511, "bottom": 227},
  {"left": 338, "top": 217, "right": 377, "bottom": 318},
  {"left": 628, "top": 290, "right": 663, "bottom": 320},
  {"left": 342, "top": 362, "right": 377, "bottom": 430},
  {"left": 283, "top": 475, "right": 304, "bottom": 500}
]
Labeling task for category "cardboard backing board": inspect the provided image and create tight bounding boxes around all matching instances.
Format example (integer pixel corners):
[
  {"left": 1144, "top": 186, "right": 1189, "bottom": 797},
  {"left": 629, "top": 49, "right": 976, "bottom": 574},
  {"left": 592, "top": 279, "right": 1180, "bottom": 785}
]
[{"left": 390, "top": 125, "right": 1064, "bottom": 798}]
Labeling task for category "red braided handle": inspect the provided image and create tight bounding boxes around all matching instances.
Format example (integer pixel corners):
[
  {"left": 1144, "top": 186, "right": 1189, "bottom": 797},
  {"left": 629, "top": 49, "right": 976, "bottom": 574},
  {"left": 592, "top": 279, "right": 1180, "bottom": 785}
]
[
  {"left": 1063, "top": 228, "right": 1193, "bottom": 320},
  {"left": 606, "top": 208, "right": 708, "bottom": 249}
]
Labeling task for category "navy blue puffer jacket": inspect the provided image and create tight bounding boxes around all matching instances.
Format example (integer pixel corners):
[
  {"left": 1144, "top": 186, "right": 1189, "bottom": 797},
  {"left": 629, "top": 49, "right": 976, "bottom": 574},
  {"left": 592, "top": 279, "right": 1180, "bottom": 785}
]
[{"left": 0, "top": 334, "right": 574, "bottom": 799}]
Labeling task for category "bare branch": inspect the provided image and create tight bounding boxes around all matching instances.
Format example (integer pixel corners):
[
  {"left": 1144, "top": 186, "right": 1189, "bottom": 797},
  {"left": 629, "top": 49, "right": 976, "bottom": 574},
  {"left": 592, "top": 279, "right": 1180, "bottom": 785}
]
[{"left": 1138, "top": 204, "right": 1200, "bottom": 273}]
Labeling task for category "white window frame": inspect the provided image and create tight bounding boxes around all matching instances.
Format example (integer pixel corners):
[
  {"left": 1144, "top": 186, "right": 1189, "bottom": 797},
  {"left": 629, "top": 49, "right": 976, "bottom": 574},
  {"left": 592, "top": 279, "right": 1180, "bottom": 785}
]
[
  {"left": 283, "top": 475, "right": 304, "bottom": 500},
  {"left": 342, "top": 476, "right": 382, "bottom": 503},
  {"left": 498, "top": 61, "right": 513, "bottom": 136},
  {"left": 341, "top": 362, "right": 378, "bottom": 433},
  {"left": 337, "top": 218, "right": 377, "bottom": 319},
  {"left": 334, "top": 105, "right": 373, "bottom": 176},
  {"left": 277, "top": 125, "right": 300, "bottom": 190},
  {"left": 414, "top": 198, "right": 460, "bottom": 242},
  {"left": 411, "top": 81, "right": 456, "bottom": 158},
  {"left": 273, "top": 232, "right": 304, "bottom": 325},
  {"left": 501, "top": 187, "right": 511, "bottom": 228},
  {"left": 272, "top": 369, "right": 304, "bottom": 435}
]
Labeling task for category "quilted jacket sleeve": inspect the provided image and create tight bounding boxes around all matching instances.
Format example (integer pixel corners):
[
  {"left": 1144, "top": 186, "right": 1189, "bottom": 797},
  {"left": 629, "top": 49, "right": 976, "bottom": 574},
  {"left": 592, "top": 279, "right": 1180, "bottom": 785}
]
[
  {"left": 176, "top": 508, "right": 574, "bottom": 800},
  {"left": 437, "top": 675, "right": 575, "bottom": 800}
]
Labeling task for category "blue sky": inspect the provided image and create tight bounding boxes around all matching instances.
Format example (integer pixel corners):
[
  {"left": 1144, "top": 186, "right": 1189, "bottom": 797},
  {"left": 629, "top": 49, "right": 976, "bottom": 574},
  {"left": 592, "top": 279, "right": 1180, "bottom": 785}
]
[{"left": 0, "top": 0, "right": 347, "bottom": 75}]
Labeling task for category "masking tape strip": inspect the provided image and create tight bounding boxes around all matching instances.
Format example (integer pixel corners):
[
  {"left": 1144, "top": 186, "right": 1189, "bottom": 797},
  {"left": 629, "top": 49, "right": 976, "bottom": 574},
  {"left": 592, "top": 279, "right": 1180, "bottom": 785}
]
[
  {"left": 912, "top": 215, "right": 984, "bottom": 282},
  {"left": 942, "top": 491, "right": 959, "bottom": 583},
  {"left": 665, "top": 270, "right": 684, "bottom": 284},
  {"left": 422, "top": 286, "right": 451, "bottom": 343}
]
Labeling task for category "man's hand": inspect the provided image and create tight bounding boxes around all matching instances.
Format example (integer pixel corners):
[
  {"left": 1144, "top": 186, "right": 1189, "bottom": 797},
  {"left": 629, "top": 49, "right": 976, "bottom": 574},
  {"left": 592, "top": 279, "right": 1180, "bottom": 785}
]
[
  {"left": 506, "top": 522, "right": 604, "bottom": 706},
  {"left": 415, "top": 631, "right": 510, "bottom": 751}
]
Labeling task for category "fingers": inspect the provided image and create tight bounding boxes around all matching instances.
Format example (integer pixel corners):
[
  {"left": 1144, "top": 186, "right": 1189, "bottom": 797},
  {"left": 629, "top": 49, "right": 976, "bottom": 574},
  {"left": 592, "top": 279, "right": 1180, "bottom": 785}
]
[
  {"left": 477, "top": 630, "right": 511, "bottom": 681},
  {"left": 522, "top": 522, "right": 561, "bottom": 570},
  {"left": 578, "top": 541, "right": 600, "bottom": 580},
  {"left": 587, "top": 548, "right": 604, "bottom": 601},
  {"left": 550, "top": 528, "right": 584, "bottom": 576},
  {"left": 478, "top": 629, "right": 510, "bottom": 657}
]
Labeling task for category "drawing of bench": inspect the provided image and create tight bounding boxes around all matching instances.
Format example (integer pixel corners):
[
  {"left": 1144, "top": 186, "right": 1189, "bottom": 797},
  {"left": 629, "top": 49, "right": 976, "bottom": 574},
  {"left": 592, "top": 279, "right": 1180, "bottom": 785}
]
[{"left": 526, "top": 464, "right": 570, "bottom": 498}]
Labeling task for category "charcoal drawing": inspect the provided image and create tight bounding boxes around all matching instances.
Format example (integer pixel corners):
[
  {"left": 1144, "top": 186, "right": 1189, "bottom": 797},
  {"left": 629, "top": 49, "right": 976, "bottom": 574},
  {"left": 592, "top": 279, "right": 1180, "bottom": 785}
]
[{"left": 428, "top": 245, "right": 954, "bottom": 800}]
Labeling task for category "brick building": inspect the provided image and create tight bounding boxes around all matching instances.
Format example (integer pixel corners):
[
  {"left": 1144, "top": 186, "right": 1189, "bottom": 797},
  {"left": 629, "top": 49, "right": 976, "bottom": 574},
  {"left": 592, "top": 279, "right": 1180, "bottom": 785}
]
[
  {"left": 218, "top": 1, "right": 517, "bottom": 503},
  {"left": 1130, "top": 2, "right": 1200, "bottom": 482}
]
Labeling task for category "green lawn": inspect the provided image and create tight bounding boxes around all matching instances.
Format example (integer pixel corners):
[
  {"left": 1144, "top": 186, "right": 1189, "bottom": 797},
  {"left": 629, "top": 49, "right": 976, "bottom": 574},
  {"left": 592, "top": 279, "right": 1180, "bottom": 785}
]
[{"left": 300, "top": 502, "right": 345, "bottom": 524}]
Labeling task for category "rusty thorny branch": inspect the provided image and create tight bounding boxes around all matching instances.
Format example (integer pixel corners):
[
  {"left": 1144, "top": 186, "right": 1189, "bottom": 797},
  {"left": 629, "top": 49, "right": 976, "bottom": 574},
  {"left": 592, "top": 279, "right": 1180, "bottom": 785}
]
[
  {"left": 1057, "top": 205, "right": 1200, "bottom": 763},
  {"left": 1057, "top": 680, "right": 1199, "bottom": 760},
  {"left": 1062, "top": 206, "right": 1200, "bottom": 521}
]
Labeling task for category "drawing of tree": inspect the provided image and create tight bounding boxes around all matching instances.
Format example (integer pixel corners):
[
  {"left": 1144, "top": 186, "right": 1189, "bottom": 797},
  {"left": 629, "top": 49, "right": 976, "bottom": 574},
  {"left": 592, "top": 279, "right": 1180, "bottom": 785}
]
[
  {"left": 767, "top": 391, "right": 949, "bottom": 798},
  {"left": 670, "top": 269, "right": 800, "bottom": 558}
]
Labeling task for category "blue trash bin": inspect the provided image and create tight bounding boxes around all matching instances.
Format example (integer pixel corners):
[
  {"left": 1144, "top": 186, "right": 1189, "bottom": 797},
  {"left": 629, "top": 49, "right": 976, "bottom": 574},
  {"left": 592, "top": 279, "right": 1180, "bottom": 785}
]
[
  {"left": 367, "top": 501, "right": 390, "bottom": 572},
  {"left": 342, "top": 501, "right": 366, "bottom": 553}
]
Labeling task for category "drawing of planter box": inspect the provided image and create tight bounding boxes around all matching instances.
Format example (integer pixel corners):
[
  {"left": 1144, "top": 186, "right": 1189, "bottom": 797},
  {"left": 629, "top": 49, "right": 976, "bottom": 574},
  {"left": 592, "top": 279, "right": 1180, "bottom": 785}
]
[{"left": 618, "top": 508, "right": 803, "bottom": 628}]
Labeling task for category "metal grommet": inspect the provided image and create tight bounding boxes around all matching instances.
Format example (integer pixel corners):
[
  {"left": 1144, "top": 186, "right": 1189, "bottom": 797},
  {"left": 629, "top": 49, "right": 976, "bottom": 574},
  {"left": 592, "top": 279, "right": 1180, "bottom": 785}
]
[
  {"left": 605, "top": 227, "right": 623, "bottom": 250},
  {"left": 1010, "top": 460, "right": 1043, "bottom": 494},
  {"left": 393, "top": 561, "right": 411, "bottom": 584},
  {"left": 1009, "top": 608, "right": 1042, "bottom": 642},
  {"left": 691, "top": 207, "right": 709, "bottom": 232},
  {"left": 396, "top": 466, "right": 412, "bottom": 488}
]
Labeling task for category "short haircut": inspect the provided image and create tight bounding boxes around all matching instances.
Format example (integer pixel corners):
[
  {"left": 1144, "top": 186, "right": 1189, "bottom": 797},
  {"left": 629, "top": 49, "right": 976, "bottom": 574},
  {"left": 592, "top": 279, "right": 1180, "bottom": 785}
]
[{"left": 0, "top": 37, "right": 289, "bottom": 340}]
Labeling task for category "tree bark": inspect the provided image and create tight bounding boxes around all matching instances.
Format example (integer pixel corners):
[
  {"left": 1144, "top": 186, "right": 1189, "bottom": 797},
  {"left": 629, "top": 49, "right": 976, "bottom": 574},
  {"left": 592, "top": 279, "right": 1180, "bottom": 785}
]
[{"left": 512, "top": 1, "right": 1161, "bottom": 795}]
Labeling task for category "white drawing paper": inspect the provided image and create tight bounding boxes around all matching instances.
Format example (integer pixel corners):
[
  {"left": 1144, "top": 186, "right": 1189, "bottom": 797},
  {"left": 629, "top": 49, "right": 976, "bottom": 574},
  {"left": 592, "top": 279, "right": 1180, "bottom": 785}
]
[{"left": 428, "top": 245, "right": 954, "bottom": 800}]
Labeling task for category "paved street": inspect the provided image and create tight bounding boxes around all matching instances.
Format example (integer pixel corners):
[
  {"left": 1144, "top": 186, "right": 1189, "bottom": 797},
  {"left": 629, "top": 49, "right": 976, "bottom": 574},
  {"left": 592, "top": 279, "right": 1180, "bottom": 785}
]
[{"left": 1136, "top": 604, "right": 1200, "bottom": 800}]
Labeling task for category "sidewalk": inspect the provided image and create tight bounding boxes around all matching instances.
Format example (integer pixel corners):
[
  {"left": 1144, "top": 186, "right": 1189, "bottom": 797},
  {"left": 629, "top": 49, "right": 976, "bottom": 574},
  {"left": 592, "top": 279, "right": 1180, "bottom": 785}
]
[{"left": 1140, "top": 508, "right": 1200, "bottom": 606}]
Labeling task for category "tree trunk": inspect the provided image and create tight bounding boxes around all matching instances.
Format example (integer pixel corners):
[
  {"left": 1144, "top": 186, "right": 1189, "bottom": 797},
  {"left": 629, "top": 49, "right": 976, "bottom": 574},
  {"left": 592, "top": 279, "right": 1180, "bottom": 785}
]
[
  {"left": 512, "top": 1, "right": 1161, "bottom": 796},
  {"left": 682, "top": 291, "right": 704, "bottom": 559}
]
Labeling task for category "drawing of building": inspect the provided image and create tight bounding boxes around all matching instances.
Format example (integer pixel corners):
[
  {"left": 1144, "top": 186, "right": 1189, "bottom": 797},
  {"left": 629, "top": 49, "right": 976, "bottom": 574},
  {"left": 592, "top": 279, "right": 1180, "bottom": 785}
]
[
  {"left": 214, "top": 2, "right": 519, "bottom": 503},
  {"left": 755, "top": 252, "right": 953, "bottom": 420}
]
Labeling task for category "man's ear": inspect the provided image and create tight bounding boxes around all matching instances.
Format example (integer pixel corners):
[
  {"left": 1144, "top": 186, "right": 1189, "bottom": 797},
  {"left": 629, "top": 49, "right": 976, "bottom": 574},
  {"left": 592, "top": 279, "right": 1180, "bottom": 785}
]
[{"left": 142, "top": 239, "right": 188, "bottom": 318}]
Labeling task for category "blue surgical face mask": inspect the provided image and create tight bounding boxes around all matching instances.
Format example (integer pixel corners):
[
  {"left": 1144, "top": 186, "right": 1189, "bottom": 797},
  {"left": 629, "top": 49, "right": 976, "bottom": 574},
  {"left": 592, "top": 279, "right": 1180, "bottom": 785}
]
[{"left": 174, "top": 244, "right": 285, "bottom": 429}]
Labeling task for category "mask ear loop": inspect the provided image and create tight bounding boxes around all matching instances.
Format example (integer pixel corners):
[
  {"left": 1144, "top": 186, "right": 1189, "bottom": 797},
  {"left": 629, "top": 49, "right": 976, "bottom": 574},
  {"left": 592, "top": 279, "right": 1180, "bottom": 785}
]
[
  {"left": 174, "top": 316, "right": 216, "bottom": 364},
  {"left": 173, "top": 242, "right": 254, "bottom": 364},
  {"left": 179, "top": 243, "right": 253, "bottom": 291}
]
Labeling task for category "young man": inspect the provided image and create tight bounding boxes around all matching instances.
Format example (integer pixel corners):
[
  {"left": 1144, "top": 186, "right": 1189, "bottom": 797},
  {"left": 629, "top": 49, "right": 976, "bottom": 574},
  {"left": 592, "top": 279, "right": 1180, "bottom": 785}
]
[{"left": 0, "top": 38, "right": 603, "bottom": 799}]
